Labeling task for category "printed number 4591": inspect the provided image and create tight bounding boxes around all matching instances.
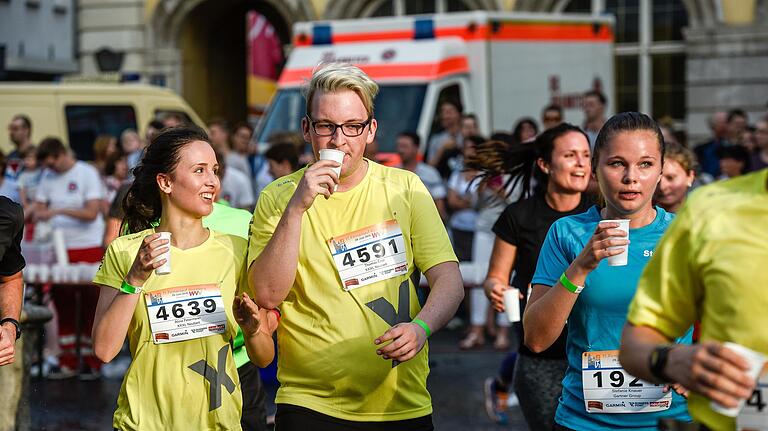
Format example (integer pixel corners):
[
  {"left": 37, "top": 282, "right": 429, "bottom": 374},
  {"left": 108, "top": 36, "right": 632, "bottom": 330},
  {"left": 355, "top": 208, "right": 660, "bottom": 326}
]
[
  {"left": 342, "top": 239, "right": 399, "bottom": 267},
  {"left": 155, "top": 299, "right": 217, "bottom": 320}
]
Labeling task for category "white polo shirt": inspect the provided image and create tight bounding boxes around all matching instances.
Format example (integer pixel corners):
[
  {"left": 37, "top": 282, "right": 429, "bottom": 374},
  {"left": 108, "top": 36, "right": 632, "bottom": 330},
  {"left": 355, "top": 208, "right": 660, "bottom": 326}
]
[{"left": 36, "top": 161, "right": 105, "bottom": 249}]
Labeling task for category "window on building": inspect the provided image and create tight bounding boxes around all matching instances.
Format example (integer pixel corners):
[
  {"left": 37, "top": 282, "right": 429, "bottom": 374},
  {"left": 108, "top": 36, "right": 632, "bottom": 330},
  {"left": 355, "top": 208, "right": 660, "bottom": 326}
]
[
  {"left": 565, "top": 0, "right": 688, "bottom": 121},
  {"left": 652, "top": 53, "right": 686, "bottom": 120},
  {"left": 616, "top": 55, "right": 639, "bottom": 113},
  {"left": 65, "top": 105, "right": 137, "bottom": 161}
]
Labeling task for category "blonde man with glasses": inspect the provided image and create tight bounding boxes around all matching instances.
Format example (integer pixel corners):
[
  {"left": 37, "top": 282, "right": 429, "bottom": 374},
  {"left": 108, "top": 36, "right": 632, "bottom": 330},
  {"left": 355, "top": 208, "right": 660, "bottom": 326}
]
[{"left": 248, "top": 63, "right": 463, "bottom": 430}]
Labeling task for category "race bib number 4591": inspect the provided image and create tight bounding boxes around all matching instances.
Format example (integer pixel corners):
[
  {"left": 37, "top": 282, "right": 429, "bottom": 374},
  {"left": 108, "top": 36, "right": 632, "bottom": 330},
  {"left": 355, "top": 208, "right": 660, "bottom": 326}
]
[
  {"left": 146, "top": 284, "right": 227, "bottom": 344},
  {"left": 328, "top": 220, "right": 408, "bottom": 291},
  {"left": 582, "top": 350, "right": 671, "bottom": 414},
  {"left": 738, "top": 372, "right": 768, "bottom": 431}
]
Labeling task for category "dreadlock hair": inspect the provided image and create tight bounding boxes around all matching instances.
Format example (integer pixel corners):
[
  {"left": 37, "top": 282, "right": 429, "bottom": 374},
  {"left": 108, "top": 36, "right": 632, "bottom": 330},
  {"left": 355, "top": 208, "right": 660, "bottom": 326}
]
[{"left": 465, "top": 123, "right": 588, "bottom": 200}]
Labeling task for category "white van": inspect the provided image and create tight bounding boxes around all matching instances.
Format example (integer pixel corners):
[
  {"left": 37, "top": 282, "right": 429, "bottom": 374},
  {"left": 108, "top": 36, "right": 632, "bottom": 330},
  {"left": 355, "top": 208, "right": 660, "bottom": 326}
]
[{"left": 0, "top": 82, "right": 205, "bottom": 160}]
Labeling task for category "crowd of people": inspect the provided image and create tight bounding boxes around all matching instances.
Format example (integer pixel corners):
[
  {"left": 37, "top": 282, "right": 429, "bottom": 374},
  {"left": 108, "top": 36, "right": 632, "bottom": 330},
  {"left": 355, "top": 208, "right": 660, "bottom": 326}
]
[{"left": 0, "top": 62, "right": 766, "bottom": 431}]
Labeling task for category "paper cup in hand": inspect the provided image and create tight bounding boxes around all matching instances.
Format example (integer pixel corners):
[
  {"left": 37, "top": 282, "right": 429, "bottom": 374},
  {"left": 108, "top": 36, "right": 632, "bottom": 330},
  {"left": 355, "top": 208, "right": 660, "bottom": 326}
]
[
  {"left": 710, "top": 342, "right": 767, "bottom": 417},
  {"left": 319, "top": 149, "right": 344, "bottom": 192},
  {"left": 154, "top": 232, "right": 172, "bottom": 275},
  {"left": 600, "top": 219, "right": 630, "bottom": 266},
  {"left": 503, "top": 288, "right": 521, "bottom": 323}
]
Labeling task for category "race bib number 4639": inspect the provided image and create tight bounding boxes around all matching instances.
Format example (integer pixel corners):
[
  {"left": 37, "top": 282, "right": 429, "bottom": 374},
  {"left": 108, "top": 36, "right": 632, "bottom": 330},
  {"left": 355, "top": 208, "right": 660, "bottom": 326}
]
[
  {"left": 328, "top": 220, "right": 408, "bottom": 291},
  {"left": 146, "top": 284, "right": 227, "bottom": 344},
  {"left": 582, "top": 350, "right": 672, "bottom": 414}
]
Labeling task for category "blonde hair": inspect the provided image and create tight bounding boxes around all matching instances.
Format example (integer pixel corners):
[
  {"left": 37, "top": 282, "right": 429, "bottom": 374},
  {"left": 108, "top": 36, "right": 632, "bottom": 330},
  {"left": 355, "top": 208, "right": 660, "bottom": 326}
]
[
  {"left": 303, "top": 63, "right": 379, "bottom": 118},
  {"left": 664, "top": 140, "right": 698, "bottom": 173}
]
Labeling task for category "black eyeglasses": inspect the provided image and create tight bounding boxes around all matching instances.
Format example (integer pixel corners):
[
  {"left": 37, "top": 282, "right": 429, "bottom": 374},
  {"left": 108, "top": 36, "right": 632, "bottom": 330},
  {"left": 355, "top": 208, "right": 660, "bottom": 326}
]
[{"left": 306, "top": 115, "right": 372, "bottom": 137}]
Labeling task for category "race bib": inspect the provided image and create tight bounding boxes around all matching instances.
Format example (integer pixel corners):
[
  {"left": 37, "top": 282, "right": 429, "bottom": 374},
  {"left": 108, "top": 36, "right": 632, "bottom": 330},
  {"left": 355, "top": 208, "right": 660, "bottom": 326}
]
[
  {"left": 328, "top": 220, "right": 408, "bottom": 291},
  {"left": 738, "top": 372, "right": 768, "bottom": 431},
  {"left": 582, "top": 350, "right": 672, "bottom": 413},
  {"left": 146, "top": 284, "right": 227, "bottom": 344}
]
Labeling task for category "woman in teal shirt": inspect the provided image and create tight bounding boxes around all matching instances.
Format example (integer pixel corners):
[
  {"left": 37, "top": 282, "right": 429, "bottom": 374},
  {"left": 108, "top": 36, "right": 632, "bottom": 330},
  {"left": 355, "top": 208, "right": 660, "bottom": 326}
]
[{"left": 524, "top": 112, "right": 691, "bottom": 430}]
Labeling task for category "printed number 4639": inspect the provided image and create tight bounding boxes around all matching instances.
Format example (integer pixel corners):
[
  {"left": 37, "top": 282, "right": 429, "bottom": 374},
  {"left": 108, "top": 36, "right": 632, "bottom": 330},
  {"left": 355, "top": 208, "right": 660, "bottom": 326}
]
[
  {"left": 341, "top": 239, "right": 399, "bottom": 267},
  {"left": 155, "top": 299, "right": 217, "bottom": 320}
]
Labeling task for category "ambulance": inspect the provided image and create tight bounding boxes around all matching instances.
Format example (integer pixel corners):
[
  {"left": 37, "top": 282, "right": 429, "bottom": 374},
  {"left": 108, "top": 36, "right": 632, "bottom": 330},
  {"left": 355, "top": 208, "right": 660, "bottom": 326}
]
[{"left": 255, "top": 11, "right": 614, "bottom": 162}]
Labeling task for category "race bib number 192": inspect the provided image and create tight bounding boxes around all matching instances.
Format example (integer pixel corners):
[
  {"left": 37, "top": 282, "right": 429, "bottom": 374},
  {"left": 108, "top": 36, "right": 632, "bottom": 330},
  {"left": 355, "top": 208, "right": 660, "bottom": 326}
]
[
  {"left": 146, "top": 284, "right": 227, "bottom": 344},
  {"left": 328, "top": 220, "right": 408, "bottom": 291},
  {"left": 582, "top": 350, "right": 672, "bottom": 414}
]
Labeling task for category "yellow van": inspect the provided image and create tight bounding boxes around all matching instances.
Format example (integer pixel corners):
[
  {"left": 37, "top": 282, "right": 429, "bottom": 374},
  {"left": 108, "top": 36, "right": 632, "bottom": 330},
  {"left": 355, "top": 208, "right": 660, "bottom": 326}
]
[{"left": 0, "top": 83, "right": 205, "bottom": 159}]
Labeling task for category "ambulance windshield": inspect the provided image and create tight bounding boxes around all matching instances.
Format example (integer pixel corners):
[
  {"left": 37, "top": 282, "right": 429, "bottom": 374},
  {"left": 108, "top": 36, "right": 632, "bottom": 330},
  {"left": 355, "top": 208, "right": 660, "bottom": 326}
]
[{"left": 257, "top": 84, "right": 427, "bottom": 154}]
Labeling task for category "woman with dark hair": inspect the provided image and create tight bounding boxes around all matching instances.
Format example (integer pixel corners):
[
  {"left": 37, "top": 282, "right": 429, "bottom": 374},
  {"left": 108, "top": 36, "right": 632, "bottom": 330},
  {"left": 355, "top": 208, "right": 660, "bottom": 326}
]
[
  {"left": 467, "top": 123, "right": 592, "bottom": 428},
  {"left": 523, "top": 113, "right": 691, "bottom": 430},
  {"left": 92, "top": 127, "right": 277, "bottom": 431},
  {"left": 512, "top": 117, "right": 539, "bottom": 144}
]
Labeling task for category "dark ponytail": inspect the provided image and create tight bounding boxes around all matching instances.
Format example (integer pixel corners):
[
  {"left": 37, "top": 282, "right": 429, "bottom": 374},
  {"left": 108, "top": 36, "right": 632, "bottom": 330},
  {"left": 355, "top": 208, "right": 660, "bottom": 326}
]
[
  {"left": 465, "top": 123, "right": 588, "bottom": 200},
  {"left": 121, "top": 127, "right": 210, "bottom": 233},
  {"left": 592, "top": 112, "right": 665, "bottom": 173}
]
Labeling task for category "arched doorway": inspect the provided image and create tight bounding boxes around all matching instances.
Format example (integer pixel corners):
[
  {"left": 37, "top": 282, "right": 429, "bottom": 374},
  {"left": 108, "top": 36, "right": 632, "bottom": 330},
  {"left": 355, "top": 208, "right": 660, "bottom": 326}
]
[{"left": 148, "top": 0, "right": 305, "bottom": 125}]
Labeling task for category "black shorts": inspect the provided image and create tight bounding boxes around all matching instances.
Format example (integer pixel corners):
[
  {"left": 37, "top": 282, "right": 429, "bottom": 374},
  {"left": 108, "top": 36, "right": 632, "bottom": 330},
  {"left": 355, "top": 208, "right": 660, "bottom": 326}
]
[{"left": 274, "top": 404, "right": 434, "bottom": 431}]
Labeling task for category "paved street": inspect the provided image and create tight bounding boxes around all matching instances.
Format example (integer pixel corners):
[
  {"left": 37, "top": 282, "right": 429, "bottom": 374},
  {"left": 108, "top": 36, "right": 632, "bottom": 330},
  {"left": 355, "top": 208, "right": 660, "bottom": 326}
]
[{"left": 27, "top": 327, "right": 529, "bottom": 430}]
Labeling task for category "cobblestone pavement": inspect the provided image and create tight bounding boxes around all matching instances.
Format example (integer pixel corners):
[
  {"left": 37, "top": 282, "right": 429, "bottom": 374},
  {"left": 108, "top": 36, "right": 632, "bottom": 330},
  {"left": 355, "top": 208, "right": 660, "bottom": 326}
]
[{"left": 28, "top": 327, "right": 529, "bottom": 430}]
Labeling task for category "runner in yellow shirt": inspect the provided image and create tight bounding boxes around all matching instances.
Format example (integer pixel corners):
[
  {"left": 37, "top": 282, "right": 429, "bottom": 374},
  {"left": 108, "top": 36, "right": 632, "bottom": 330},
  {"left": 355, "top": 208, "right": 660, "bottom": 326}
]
[
  {"left": 248, "top": 64, "right": 464, "bottom": 430},
  {"left": 620, "top": 168, "right": 768, "bottom": 431},
  {"left": 92, "top": 127, "right": 278, "bottom": 431}
]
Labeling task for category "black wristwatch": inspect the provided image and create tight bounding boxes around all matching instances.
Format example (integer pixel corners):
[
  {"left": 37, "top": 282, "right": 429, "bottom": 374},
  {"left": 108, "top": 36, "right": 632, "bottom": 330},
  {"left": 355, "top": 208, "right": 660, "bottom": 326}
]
[
  {"left": 0, "top": 318, "right": 21, "bottom": 341},
  {"left": 649, "top": 344, "right": 674, "bottom": 383}
]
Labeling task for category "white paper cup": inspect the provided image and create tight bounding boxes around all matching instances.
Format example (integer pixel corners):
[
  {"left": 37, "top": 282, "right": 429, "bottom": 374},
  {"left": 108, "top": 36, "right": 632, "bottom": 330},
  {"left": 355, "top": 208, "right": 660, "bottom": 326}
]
[
  {"left": 154, "top": 232, "right": 172, "bottom": 275},
  {"left": 710, "top": 342, "right": 767, "bottom": 417},
  {"left": 319, "top": 149, "right": 344, "bottom": 192},
  {"left": 600, "top": 219, "right": 630, "bottom": 266},
  {"left": 503, "top": 288, "right": 521, "bottom": 323}
]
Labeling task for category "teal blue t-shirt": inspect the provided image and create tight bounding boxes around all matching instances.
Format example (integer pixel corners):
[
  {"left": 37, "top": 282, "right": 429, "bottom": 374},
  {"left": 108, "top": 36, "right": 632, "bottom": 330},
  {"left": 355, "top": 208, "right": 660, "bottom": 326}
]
[{"left": 532, "top": 206, "right": 691, "bottom": 430}]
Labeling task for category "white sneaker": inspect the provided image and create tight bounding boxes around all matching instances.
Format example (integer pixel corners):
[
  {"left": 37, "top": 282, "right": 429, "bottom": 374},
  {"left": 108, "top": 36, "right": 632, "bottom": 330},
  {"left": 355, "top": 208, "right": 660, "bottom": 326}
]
[{"left": 507, "top": 392, "right": 520, "bottom": 408}]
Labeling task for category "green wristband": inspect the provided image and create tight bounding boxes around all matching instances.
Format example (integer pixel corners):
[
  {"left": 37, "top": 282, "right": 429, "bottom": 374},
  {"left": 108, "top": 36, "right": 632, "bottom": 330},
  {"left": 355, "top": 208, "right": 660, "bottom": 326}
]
[
  {"left": 412, "top": 319, "right": 431, "bottom": 338},
  {"left": 120, "top": 279, "right": 143, "bottom": 295},
  {"left": 559, "top": 272, "right": 584, "bottom": 294}
]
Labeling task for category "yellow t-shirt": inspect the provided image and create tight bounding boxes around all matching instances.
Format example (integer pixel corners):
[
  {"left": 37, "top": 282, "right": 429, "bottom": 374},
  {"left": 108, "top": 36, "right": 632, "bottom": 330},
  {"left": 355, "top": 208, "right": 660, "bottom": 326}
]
[
  {"left": 94, "top": 228, "right": 249, "bottom": 431},
  {"left": 248, "top": 160, "right": 457, "bottom": 421},
  {"left": 627, "top": 169, "right": 768, "bottom": 431}
]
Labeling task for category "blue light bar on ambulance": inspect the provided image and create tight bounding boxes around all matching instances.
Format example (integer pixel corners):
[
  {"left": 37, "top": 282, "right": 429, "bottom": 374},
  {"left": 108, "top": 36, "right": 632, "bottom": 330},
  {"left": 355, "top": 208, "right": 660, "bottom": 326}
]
[
  {"left": 309, "top": 18, "right": 436, "bottom": 45},
  {"left": 312, "top": 24, "right": 332, "bottom": 45},
  {"left": 414, "top": 18, "right": 435, "bottom": 39}
]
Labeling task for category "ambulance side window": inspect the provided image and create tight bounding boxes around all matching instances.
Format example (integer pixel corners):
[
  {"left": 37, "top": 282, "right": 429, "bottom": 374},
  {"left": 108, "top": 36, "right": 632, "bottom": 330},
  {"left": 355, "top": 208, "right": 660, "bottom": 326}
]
[
  {"left": 65, "top": 105, "right": 137, "bottom": 161},
  {"left": 429, "top": 84, "right": 462, "bottom": 137}
]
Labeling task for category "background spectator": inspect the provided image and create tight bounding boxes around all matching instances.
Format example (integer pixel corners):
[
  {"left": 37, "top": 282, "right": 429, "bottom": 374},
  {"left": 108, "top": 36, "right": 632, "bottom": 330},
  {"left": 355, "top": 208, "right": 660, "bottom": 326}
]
[
  {"left": 265, "top": 143, "right": 300, "bottom": 179},
  {"left": 427, "top": 100, "right": 463, "bottom": 166},
  {"left": 718, "top": 145, "right": 751, "bottom": 179},
  {"left": 541, "top": 105, "right": 563, "bottom": 130},
  {"left": 694, "top": 111, "right": 728, "bottom": 179},
  {"left": 512, "top": 117, "right": 538, "bottom": 144},
  {"left": 581, "top": 90, "right": 607, "bottom": 148},
  {"left": 397, "top": 131, "right": 448, "bottom": 220},
  {"left": 34, "top": 137, "right": 106, "bottom": 379},
  {"left": 751, "top": 119, "right": 768, "bottom": 171},
  {"left": 5, "top": 115, "right": 33, "bottom": 180}
]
